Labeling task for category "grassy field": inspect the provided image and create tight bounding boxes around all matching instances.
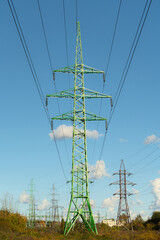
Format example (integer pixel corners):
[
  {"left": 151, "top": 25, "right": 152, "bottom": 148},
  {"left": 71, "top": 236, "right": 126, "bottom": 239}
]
[{"left": 0, "top": 210, "right": 160, "bottom": 240}]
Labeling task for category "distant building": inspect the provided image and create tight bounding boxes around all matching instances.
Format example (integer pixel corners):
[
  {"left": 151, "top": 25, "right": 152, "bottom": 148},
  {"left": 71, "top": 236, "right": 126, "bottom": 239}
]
[
  {"left": 102, "top": 219, "right": 117, "bottom": 227},
  {"left": 102, "top": 219, "right": 124, "bottom": 227}
]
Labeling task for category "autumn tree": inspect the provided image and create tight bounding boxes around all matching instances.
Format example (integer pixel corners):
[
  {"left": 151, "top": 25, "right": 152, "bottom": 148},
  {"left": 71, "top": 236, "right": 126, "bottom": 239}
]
[{"left": 132, "top": 214, "right": 144, "bottom": 230}]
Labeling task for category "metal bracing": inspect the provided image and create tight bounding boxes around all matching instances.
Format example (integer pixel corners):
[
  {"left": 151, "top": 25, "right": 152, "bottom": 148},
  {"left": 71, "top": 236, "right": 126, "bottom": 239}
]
[
  {"left": 110, "top": 160, "right": 136, "bottom": 224},
  {"left": 47, "top": 22, "right": 112, "bottom": 235},
  {"left": 28, "top": 179, "right": 36, "bottom": 227}
]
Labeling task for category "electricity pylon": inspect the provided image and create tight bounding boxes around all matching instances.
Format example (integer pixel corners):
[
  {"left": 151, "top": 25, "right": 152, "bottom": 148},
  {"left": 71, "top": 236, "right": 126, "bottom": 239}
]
[
  {"left": 47, "top": 21, "right": 112, "bottom": 235},
  {"left": 28, "top": 178, "right": 36, "bottom": 227},
  {"left": 50, "top": 184, "right": 60, "bottom": 222},
  {"left": 110, "top": 160, "right": 136, "bottom": 224}
]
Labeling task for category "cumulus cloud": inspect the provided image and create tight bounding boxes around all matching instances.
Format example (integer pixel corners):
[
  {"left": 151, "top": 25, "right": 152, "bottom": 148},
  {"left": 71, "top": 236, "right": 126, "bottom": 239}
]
[
  {"left": 130, "top": 198, "right": 142, "bottom": 207},
  {"left": 102, "top": 195, "right": 118, "bottom": 208},
  {"left": 150, "top": 178, "right": 160, "bottom": 209},
  {"left": 130, "top": 210, "right": 147, "bottom": 220},
  {"left": 19, "top": 191, "right": 30, "bottom": 204},
  {"left": 137, "top": 199, "right": 143, "bottom": 205},
  {"left": 144, "top": 134, "right": 160, "bottom": 145},
  {"left": 132, "top": 188, "right": 139, "bottom": 195},
  {"left": 119, "top": 138, "right": 127, "bottom": 143},
  {"left": 90, "top": 199, "right": 96, "bottom": 208},
  {"left": 49, "top": 125, "right": 103, "bottom": 140},
  {"left": 88, "top": 160, "right": 110, "bottom": 179},
  {"left": 38, "top": 199, "right": 50, "bottom": 211},
  {"left": 102, "top": 196, "right": 118, "bottom": 218}
]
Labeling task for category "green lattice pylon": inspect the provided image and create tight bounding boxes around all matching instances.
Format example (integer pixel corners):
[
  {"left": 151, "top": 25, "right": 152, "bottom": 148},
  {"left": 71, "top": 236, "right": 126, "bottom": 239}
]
[{"left": 47, "top": 22, "right": 112, "bottom": 235}]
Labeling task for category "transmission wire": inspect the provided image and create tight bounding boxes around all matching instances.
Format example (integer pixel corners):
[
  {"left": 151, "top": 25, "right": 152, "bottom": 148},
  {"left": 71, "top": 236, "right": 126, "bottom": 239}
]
[
  {"left": 105, "top": 0, "right": 122, "bottom": 77},
  {"left": 36, "top": 0, "right": 70, "bottom": 165},
  {"left": 7, "top": 0, "right": 68, "bottom": 183},
  {"left": 108, "top": 0, "right": 152, "bottom": 127},
  {"left": 90, "top": 1, "right": 122, "bottom": 180},
  {"left": 62, "top": 0, "right": 72, "bottom": 109},
  {"left": 91, "top": 0, "right": 122, "bottom": 167},
  {"left": 98, "top": 0, "right": 153, "bottom": 167}
]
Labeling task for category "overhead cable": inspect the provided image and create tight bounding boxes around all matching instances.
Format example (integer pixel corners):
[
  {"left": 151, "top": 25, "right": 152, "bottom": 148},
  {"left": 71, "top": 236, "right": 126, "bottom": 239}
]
[
  {"left": 91, "top": 0, "right": 122, "bottom": 166},
  {"left": 108, "top": 0, "right": 152, "bottom": 127},
  {"left": 7, "top": 0, "right": 68, "bottom": 183},
  {"left": 98, "top": 0, "right": 153, "bottom": 163},
  {"left": 36, "top": 0, "right": 70, "bottom": 165}
]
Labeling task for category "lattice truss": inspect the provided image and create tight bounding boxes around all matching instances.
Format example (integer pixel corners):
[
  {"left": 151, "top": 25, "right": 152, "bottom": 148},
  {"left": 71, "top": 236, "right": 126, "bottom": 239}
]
[{"left": 47, "top": 22, "right": 112, "bottom": 235}]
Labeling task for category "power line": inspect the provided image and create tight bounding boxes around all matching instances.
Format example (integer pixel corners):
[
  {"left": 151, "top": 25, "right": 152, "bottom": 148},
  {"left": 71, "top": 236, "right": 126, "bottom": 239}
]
[
  {"left": 98, "top": 0, "right": 153, "bottom": 163},
  {"left": 62, "top": 0, "right": 69, "bottom": 70},
  {"left": 76, "top": 0, "right": 78, "bottom": 25},
  {"left": 108, "top": 0, "right": 152, "bottom": 127},
  {"left": 7, "top": 0, "right": 50, "bottom": 123},
  {"left": 7, "top": 0, "right": 68, "bottom": 183},
  {"left": 105, "top": 0, "right": 122, "bottom": 77},
  {"left": 62, "top": 0, "right": 72, "bottom": 108},
  {"left": 36, "top": 0, "right": 53, "bottom": 75},
  {"left": 124, "top": 144, "right": 153, "bottom": 160},
  {"left": 134, "top": 155, "right": 160, "bottom": 175},
  {"left": 128, "top": 146, "right": 160, "bottom": 170},
  {"left": 91, "top": 0, "right": 121, "bottom": 166},
  {"left": 36, "top": 0, "right": 70, "bottom": 165}
]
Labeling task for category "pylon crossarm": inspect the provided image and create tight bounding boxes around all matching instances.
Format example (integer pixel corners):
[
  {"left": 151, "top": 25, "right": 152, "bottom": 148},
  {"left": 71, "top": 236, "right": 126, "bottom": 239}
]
[
  {"left": 53, "top": 64, "right": 104, "bottom": 74},
  {"left": 84, "top": 87, "right": 112, "bottom": 99},
  {"left": 47, "top": 87, "right": 111, "bottom": 99},
  {"left": 110, "top": 181, "right": 119, "bottom": 185},
  {"left": 126, "top": 181, "right": 136, "bottom": 186},
  {"left": 51, "top": 110, "right": 107, "bottom": 121},
  {"left": 47, "top": 88, "right": 74, "bottom": 98},
  {"left": 113, "top": 193, "right": 120, "bottom": 196}
]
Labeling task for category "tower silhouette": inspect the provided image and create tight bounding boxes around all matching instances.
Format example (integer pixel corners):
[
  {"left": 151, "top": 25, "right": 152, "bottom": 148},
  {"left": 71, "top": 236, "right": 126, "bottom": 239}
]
[
  {"left": 28, "top": 179, "right": 36, "bottom": 227},
  {"left": 110, "top": 160, "right": 135, "bottom": 224},
  {"left": 47, "top": 21, "right": 112, "bottom": 235}
]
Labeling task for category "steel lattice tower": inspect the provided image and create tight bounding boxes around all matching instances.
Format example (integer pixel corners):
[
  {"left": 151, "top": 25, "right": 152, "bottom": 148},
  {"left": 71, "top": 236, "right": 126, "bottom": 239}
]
[
  {"left": 28, "top": 179, "right": 36, "bottom": 227},
  {"left": 50, "top": 184, "right": 59, "bottom": 222},
  {"left": 110, "top": 160, "right": 136, "bottom": 224},
  {"left": 47, "top": 21, "right": 112, "bottom": 235}
]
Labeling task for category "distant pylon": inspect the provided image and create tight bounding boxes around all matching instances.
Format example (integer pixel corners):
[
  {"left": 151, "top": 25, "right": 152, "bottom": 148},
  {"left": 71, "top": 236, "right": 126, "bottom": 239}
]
[
  {"left": 50, "top": 184, "right": 59, "bottom": 222},
  {"left": 28, "top": 178, "right": 36, "bottom": 227},
  {"left": 110, "top": 160, "right": 136, "bottom": 224}
]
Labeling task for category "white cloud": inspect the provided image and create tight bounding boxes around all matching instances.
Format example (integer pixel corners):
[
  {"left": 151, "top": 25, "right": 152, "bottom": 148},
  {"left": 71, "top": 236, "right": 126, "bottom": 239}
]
[
  {"left": 132, "top": 188, "right": 139, "bottom": 195},
  {"left": 119, "top": 138, "right": 127, "bottom": 143},
  {"left": 86, "top": 129, "right": 103, "bottom": 139},
  {"left": 49, "top": 124, "right": 103, "bottom": 140},
  {"left": 130, "top": 210, "right": 147, "bottom": 220},
  {"left": 129, "top": 197, "right": 142, "bottom": 206},
  {"left": 130, "top": 200, "right": 136, "bottom": 206},
  {"left": 150, "top": 178, "right": 160, "bottom": 209},
  {"left": 90, "top": 199, "right": 96, "bottom": 208},
  {"left": 102, "top": 195, "right": 118, "bottom": 208},
  {"left": 137, "top": 199, "right": 143, "bottom": 205},
  {"left": 144, "top": 134, "right": 160, "bottom": 145},
  {"left": 38, "top": 199, "right": 50, "bottom": 211},
  {"left": 49, "top": 125, "right": 73, "bottom": 139},
  {"left": 88, "top": 160, "right": 110, "bottom": 179},
  {"left": 19, "top": 191, "right": 29, "bottom": 204},
  {"left": 102, "top": 196, "right": 118, "bottom": 219}
]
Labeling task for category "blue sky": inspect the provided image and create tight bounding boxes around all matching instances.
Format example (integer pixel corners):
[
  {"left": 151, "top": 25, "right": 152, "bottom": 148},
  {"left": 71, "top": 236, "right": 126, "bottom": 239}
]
[{"left": 0, "top": 0, "right": 160, "bottom": 221}]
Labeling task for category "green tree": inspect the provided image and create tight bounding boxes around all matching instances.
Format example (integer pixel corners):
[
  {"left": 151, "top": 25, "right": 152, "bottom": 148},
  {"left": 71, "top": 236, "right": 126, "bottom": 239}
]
[
  {"left": 151, "top": 211, "right": 160, "bottom": 224},
  {"left": 132, "top": 214, "right": 144, "bottom": 230}
]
